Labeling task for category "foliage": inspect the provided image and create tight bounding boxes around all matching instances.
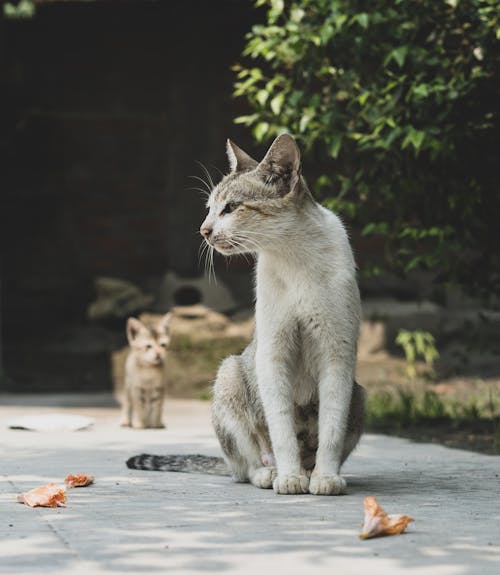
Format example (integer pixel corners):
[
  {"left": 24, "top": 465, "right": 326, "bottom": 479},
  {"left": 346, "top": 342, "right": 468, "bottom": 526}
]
[
  {"left": 366, "top": 385, "right": 500, "bottom": 453},
  {"left": 3, "top": 1, "right": 35, "bottom": 19},
  {"left": 366, "top": 389, "right": 448, "bottom": 426},
  {"left": 395, "top": 329, "right": 439, "bottom": 379},
  {"left": 366, "top": 379, "right": 499, "bottom": 424},
  {"left": 234, "top": 0, "right": 500, "bottom": 294}
]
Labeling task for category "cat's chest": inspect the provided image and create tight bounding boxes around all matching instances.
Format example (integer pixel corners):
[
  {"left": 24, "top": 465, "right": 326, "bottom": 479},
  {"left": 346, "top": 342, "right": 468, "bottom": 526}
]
[
  {"left": 136, "top": 374, "right": 163, "bottom": 386},
  {"left": 127, "top": 360, "right": 165, "bottom": 387},
  {"left": 256, "top": 259, "right": 327, "bottom": 313}
]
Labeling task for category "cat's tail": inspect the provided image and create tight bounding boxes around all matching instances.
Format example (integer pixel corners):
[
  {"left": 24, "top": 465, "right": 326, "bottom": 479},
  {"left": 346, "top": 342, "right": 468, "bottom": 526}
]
[{"left": 126, "top": 453, "right": 231, "bottom": 476}]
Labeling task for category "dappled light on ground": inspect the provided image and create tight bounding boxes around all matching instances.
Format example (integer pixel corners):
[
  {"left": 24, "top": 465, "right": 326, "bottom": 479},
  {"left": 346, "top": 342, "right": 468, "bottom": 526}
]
[{"left": 1, "top": 399, "right": 499, "bottom": 574}]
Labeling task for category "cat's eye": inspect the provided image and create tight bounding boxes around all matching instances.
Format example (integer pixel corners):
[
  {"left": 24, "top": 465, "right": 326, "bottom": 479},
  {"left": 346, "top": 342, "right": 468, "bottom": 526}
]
[
  {"left": 160, "top": 342, "right": 168, "bottom": 348},
  {"left": 145, "top": 344, "right": 153, "bottom": 350},
  {"left": 220, "top": 202, "right": 239, "bottom": 216}
]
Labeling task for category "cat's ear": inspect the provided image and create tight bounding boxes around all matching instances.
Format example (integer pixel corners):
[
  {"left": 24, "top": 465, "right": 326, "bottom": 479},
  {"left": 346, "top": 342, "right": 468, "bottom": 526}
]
[
  {"left": 256, "top": 133, "right": 301, "bottom": 197},
  {"left": 126, "top": 317, "right": 145, "bottom": 345},
  {"left": 226, "top": 139, "right": 258, "bottom": 172},
  {"left": 158, "top": 312, "right": 172, "bottom": 335}
]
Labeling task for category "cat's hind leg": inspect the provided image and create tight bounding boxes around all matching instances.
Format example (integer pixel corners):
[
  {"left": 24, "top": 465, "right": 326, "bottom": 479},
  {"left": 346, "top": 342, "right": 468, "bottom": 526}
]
[
  {"left": 340, "top": 381, "right": 365, "bottom": 465},
  {"left": 212, "top": 355, "right": 276, "bottom": 489}
]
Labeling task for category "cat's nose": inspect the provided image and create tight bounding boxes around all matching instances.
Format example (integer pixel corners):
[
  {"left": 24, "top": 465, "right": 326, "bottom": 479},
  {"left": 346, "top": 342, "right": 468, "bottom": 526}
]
[{"left": 200, "top": 225, "right": 213, "bottom": 239}]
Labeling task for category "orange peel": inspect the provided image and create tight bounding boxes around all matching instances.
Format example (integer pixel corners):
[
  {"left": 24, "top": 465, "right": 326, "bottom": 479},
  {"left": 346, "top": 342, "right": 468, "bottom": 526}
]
[
  {"left": 17, "top": 483, "right": 67, "bottom": 508},
  {"left": 359, "top": 496, "right": 414, "bottom": 540},
  {"left": 64, "top": 474, "right": 94, "bottom": 488}
]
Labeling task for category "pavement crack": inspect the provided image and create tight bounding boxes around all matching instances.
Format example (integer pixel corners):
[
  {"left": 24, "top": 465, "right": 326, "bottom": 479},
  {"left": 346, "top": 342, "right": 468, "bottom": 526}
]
[
  {"left": 43, "top": 517, "right": 82, "bottom": 560},
  {"left": 8, "top": 476, "right": 82, "bottom": 560}
]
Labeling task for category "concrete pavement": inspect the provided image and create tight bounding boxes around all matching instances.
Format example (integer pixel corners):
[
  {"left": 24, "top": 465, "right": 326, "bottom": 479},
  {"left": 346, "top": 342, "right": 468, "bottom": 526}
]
[{"left": 1, "top": 394, "right": 499, "bottom": 575}]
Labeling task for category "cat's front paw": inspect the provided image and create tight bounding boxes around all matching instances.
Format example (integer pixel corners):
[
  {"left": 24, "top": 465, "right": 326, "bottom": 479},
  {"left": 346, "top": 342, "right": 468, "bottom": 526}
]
[
  {"left": 249, "top": 466, "right": 277, "bottom": 489},
  {"left": 131, "top": 423, "right": 146, "bottom": 429},
  {"left": 273, "top": 473, "right": 309, "bottom": 495},
  {"left": 308, "top": 473, "right": 346, "bottom": 495}
]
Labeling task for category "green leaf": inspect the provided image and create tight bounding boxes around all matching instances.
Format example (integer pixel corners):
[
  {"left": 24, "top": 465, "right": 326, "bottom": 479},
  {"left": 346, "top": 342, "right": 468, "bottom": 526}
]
[
  {"left": 4, "top": 0, "right": 35, "bottom": 18},
  {"left": 234, "top": 114, "right": 259, "bottom": 126},
  {"left": 328, "top": 134, "right": 343, "bottom": 159},
  {"left": 290, "top": 7, "right": 305, "bottom": 23},
  {"left": 405, "top": 256, "right": 423, "bottom": 272},
  {"left": 358, "top": 92, "right": 370, "bottom": 106},
  {"left": 256, "top": 90, "right": 269, "bottom": 106},
  {"left": 362, "top": 222, "right": 389, "bottom": 236},
  {"left": 299, "top": 110, "right": 315, "bottom": 132},
  {"left": 413, "top": 84, "right": 429, "bottom": 98},
  {"left": 333, "top": 14, "right": 348, "bottom": 30},
  {"left": 315, "top": 174, "right": 332, "bottom": 192},
  {"left": 355, "top": 13, "right": 369, "bottom": 29},
  {"left": 385, "top": 46, "right": 409, "bottom": 68},
  {"left": 254, "top": 122, "right": 270, "bottom": 141},
  {"left": 320, "top": 24, "right": 334, "bottom": 45},
  {"left": 270, "top": 93, "right": 285, "bottom": 115},
  {"left": 269, "top": 0, "right": 284, "bottom": 22},
  {"left": 402, "top": 129, "right": 425, "bottom": 151},
  {"left": 289, "top": 91, "right": 303, "bottom": 106},
  {"left": 271, "top": 0, "right": 284, "bottom": 13}
]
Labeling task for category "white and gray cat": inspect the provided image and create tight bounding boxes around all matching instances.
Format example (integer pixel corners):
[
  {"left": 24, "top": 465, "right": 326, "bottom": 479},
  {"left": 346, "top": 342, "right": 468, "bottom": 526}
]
[{"left": 127, "top": 134, "right": 364, "bottom": 495}]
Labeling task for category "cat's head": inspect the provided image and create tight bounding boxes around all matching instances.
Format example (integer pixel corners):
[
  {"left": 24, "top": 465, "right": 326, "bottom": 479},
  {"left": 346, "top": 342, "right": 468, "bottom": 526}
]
[
  {"left": 199, "top": 134, "right": 311, "bottom": 256},
  {"left": 126, "top": 313, "right": 171, "bottom": 366}
]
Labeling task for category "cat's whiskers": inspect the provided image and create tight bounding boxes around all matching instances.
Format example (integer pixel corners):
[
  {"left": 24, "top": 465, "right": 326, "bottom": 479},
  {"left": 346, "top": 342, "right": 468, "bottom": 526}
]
[
  {"left": 199, "top": 238, "right": 210, "bottom": 277},
  {"left": 236, "top": 228, "right": 273, "bottom": 241},
  {"left": 188, "top": 174, "right": 213, "bottom": 194},
  {"left": 198, "top": 239, "right": 210, "bottom": 265},
  {"left": 209, "top": 243, "right": 217, "bottom": 284},
  {"left": 234, "top": 238, "right": 260, "bottom": 255},
  {"left": 195, "top": 161, "right": 216, "bottom": 190},
  {"left": 200, "top": 238, "right": 217, "bottom": 285},
  {"left": 203, "top": 243, "right": 211, "bottom": 276},
  {"left": 188, "top": 185, "right": 211, "bottom": 200},
  {"left": 232, "top": 232, "right": 265, "bottom": 254},
  {"left": 224, "top": 237, "right": 256, "bottom": 266},
  {"left": 210, "top": 164, "right": 225, "bottom": 179}
]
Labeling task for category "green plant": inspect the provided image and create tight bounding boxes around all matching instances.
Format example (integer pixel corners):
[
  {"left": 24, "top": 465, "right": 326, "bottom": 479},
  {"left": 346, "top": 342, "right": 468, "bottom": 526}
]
[
  {"left": 234, "top": 0, "right": 500, "bottom": 295},
  {"left": 395, "top": 329, "right": 439, "bottom": 379},
  {"left": 366, "top": 387, "right": 500, "bottom": 453},
  {"left": 3, "top": 1, "right": 35, "bottom": 19},
  {"left": 366, "top": 388, "right": 447, "bottom": 426},
  {"left": 419, "top": 389, "right": 447, "bottom": 419}
]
